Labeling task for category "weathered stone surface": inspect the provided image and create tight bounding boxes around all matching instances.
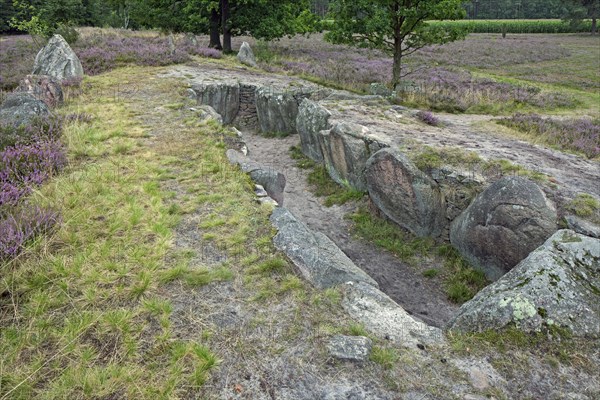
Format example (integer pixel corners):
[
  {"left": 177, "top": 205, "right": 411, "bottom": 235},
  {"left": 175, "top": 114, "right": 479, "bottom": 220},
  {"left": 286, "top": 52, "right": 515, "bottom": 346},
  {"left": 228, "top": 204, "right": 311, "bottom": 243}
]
[
  {"left": 365, "top": 148, "right": 446, "bottom": 238},
  {"left": 270, "top": 208, "right": 378, "bottom": 290},
  {"left": 226, "top": 149, "right": 286, "bottom": 204},
  {"left": 450, "top": 176, "right": 557, "bottom": 281},
  {"left": 256, "top": 87, "right": 300, "bottom": 135},
  {"left": 183, "top": 32, "right": 198, "bottom": 47},
  {"left": 237, "top": 41, "right": 258, "bottom": 68},
  {"left": 448, "top": 230, "right": 600, "bottom": 338},
  {"left": 0, "top": 92, "right": 50, "bottom": 127},
  {"left": 32, "top": 34, "right": 84, "bottom": 81},
  {"left": 327, "top": 335, "right": 372, "bottom": 362},
  {"left": 319, "top": 123, "right": 388, "bottom": 192},
  {"left": 193, "top": 82, "right": 240, "bottom": 125},
  {"left": 566, "top": 215, "right": 600, "bottom": 239},
  {"left": 16, "top": 75, "right": 63, "bottom": 108},
  {"left": 296, "top": 99, "right": 331, "bottom": 162},
  {"left": 341, "top": 281, "right": 444, "bottom": 348},
  {"left": 193, "top": 105, "right": 223, "bottom": 124}
]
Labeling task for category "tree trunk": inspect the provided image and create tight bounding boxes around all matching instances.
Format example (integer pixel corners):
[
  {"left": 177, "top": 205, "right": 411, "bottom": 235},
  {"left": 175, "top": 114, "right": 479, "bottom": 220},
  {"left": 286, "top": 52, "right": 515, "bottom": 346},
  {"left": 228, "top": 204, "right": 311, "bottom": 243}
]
[
  {"left": 221, "top": 0, "right": 232, "bottom": 53},
  {"left": 209, "top": 8, "right": 222, "bottom": 49},
  {"left": 392, "top": 43, "right": 402, "bottom": 90},
  {"left": 592, "top": 18, "right": 597, "bottom": 35}
]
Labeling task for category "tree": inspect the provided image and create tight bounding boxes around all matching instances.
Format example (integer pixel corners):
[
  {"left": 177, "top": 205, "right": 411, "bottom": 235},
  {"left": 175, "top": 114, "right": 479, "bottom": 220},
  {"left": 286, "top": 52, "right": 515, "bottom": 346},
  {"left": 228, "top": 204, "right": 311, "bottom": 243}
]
[
  {"left": 326, "top": 0, "right": 467, "bottom": 88},
  {"left": 566, "top": 0, "right": 599, "bottom": 34}
]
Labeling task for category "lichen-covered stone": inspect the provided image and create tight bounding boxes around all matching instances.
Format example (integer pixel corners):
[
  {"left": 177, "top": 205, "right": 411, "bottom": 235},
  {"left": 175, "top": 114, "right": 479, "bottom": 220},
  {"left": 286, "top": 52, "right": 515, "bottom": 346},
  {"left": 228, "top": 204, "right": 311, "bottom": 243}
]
[
  {"left": 447, "top": 230, "right": 600, "bottom": 338},
  {"left": 0, "top": 92, "right": 50, "bottom": 127},
  {"left": 365, "top": 148, "right": 446, "bottom": 238},
  {"left": 32, "top": 34, "right": 84, "bottom": 81},
  {"left": 192, "top": 82, "right": 240, "bottom": 125},
  {"left": 226, "top": 149, "right": 286, "bottom": 204},
  {"left": 270, "top": 208, "right": 378, "bottom": 290},
  {"left": 327, "top": 335, "right": 373, "bottom": 362},
  {"left": 256, "top": 87, "right": 300, "bottom": 135},
  {"left": 296, "top": 99, "right": 331, "bottom": 162},
  {"left": 341, "top": 281, "right": 444, "bottom": 348},
  {"left": 237, "top": 42, "right": 257, "bottom": 68},
  {"left": 450, "top": 176, "right": 557, "bottom": 281},
  {"left": 319, "top": 122, "right": 388, "bottom": 192},
  {"left": 16, "top": 75, "right": 63, "bottom": 108}
]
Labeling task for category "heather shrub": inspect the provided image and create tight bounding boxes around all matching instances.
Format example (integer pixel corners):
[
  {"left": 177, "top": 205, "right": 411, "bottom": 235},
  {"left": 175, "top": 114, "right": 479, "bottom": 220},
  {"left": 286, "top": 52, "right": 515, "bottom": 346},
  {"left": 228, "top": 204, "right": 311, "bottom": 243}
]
[
  {"left": 0, "top": 140, "right": 67, "bottom": 207},
  {"left": 416, "top": 111, "right": 441, "bottom": 126},
  {"left": 0, "top": 115, "right": 64, "bottom": 151},
  {"left": 499, "top": 113, "right": 600, "bottom": 158},
  {"left": 0, "top": 206, "right": 60, "bottom": 261}
]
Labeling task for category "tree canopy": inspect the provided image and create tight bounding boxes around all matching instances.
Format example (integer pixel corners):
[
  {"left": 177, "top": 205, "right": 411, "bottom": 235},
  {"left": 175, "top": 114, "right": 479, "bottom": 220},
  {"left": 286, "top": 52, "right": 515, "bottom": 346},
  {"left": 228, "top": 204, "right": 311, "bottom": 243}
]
[{"left": 325, "top": 0, "right": 467, "bottom": 88}]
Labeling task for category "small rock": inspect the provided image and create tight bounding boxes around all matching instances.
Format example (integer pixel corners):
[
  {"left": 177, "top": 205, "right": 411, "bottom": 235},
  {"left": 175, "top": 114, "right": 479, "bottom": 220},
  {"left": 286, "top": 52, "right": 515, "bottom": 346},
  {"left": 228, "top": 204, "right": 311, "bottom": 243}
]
[
  {"left": 254, "top": 185, "right": 268, "bottom": 197},
  {"left": 327, "top": 335, "right": 372, "bottom": 362},
  {"left": 565, "top": 215, "right": 600, "bottom": 239},
  {"left": 226, "top": 149, "right": 286, "bottom": 204},
  {"left": 237, "top": 42, "right": 257, "bottom": 68},
  {"left": 195, "top": 105, "right": 223, "bottom": 124},
  {"left": 259, "top": 197, "right": 278, "bottom": 208}
]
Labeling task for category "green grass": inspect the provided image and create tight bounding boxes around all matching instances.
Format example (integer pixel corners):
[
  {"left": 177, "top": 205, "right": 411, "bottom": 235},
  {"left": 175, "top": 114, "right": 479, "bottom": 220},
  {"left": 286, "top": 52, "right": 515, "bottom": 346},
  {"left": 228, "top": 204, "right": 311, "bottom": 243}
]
[
  {"left": 566, "top": 193, "right": 600, "bottom": 223},
  {"left": 428, "top": 19, "right": 594, "bottom": 34},
  {"left": 349, "top": 209, "right": 488, "bottom": 303},
  {"left": 369, "top": 346, "right": 399, "bottom": 370},
  {"left": 290, "top": 146, "right": 366, "bottom": 206}
]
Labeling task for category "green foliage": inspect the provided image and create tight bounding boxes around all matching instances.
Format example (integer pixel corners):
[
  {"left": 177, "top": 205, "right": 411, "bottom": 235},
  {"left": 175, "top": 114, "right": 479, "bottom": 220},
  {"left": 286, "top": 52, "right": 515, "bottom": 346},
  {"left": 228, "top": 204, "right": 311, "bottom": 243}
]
[
  {"left": 430, "top": 19, "right": 594, "bottom": 34},
  {"left": 326, "top": 0, "right": 467, "bottom": 87},
  {"left": 566, "top": 193, "right": 600, "bottom": 220}
]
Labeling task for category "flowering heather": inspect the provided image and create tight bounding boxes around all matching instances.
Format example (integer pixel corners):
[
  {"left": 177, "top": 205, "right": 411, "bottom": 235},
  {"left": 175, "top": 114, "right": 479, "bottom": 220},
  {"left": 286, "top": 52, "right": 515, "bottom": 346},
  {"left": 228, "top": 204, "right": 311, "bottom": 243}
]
[
  {"left": 0, "top": 140, "right": 67, "bottom": 206},
  {"left": 0, "top": 206, "right": 60, "bottom": 261},
  {"left": 499, "top": 113, "right": 600, "bottom": 159},
  {"left": 0, "top": 115, "right": 64, "bottom": 150},
  {"left": 0, "top": 32, "right": 222, "bottom": 88},
  {"left": 416, "top": 111, "right": 441, "bottom": 126}
]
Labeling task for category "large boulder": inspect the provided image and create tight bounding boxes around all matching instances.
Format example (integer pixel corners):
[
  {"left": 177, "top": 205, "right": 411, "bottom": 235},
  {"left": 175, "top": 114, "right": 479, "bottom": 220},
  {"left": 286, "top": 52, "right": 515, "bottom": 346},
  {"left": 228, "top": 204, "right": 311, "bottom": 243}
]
[
  {"left": 448, "top": 230, "right": 600, "bottom": 338},
  {"left": 0, "top": 92, "right": 50, "bottom": 127},
  {"left": 16, "top": 75, "right": 63, "bottom": 108},
  {"left": 237, "top": 42, "right": 257, "bottom": 68},
  {"left": 296, "top": 99, "right": 331, "bottom": 162},
  {"left": 270, "top": 208, "right": 378, "bottom": 290},
  {"left": 365, "top": 148, "right": 446, "bottom": 238},
  {"left": 450, "top": 176, "right": 557, "bottom": 281},
  {"left": 341, "top": 281, "right": 444, "bottom": 348},
  {"left": 226, "top": 149, "right": 286, "bottom": 204},
  {"left": 193, "top": 82, "right": 240, "bottom": 125},
  {"left": 32, "top": 34, "right": 84, "bottom": 81},
  {"left": 256, "top": 87, "right": 300, "bottom": 136},
  {"left": 319, "top": 122, "right": 388, "bottom": 192}
]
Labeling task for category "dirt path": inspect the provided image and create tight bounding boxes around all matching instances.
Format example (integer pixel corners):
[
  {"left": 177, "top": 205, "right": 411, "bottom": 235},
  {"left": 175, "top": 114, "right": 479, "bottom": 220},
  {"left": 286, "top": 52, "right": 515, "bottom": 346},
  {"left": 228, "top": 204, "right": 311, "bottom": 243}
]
[{"left": 242, "top": 132, "right": 459, "bottom": 328}]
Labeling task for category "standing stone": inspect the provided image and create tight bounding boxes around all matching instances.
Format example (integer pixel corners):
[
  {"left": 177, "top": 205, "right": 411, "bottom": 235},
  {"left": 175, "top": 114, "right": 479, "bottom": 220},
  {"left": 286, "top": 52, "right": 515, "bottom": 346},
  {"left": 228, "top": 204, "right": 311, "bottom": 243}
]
[
  {"left": 450, "top": 176, "right": 557, "bottom": 281},
  {"left": 167, "top": 34, "right": 176, "bottom": 55},
  {"left": 193, "top": 82, "right": 240, "bottom": 125},
  {"left": 184, "top": 32, "right": 198, "bottom": 47},
  {"left": 0, "top": 92, "right": 50, "bottom": 127},
  {"left": 448, "top": 230, "right": 600, "bottom": 338},
  {"left": 256, "top": 87, "right": 299, "bottom": 135},
  {"left": 296, "top": 99, "right": 332, "bottom": 162},
  {"left": 17, "top": 75, "right": 63, "bottom": 108},
  {"left": 32, "top": 35, "right": 84, "bottom": 81},
  {"left": 237, "top": 42, "right": 258, "bottom": 68},
  {"left": 365, "top": 148, "right": 446, "bottom": 238},
  {"left": 319, "top": 122, "right": 388, "bottom": 192}
]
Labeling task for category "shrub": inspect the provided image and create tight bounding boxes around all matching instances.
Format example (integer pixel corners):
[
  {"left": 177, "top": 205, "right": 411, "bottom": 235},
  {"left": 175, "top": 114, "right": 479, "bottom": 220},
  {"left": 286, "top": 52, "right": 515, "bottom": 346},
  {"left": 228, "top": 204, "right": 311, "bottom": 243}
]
[
  {"left": 0, "top": 206, "right": 60, "bottom": 261},
  {"left": 0, "top": 116, "right": 64, "bottom": 151},
  {"left": 416, "top": 110, "right": 441, "bottom": 126},
  {"left": 498, "top": 113, "right": 600, "bottom": 158}
]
